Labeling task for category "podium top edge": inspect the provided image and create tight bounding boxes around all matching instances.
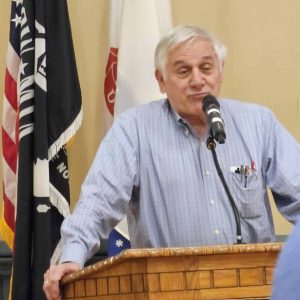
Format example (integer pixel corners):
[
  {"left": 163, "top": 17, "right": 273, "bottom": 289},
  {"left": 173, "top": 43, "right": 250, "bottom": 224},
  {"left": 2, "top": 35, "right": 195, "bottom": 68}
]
[{"left": 61, "top": 242, "right": 283, "bottom": 285}]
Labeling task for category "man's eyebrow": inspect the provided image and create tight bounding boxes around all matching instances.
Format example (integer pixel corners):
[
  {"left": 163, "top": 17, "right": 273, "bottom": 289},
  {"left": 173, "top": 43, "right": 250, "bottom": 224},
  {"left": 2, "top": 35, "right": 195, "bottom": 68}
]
[
  {"left": 172, "top": 55, "right": 215, "bottom": 67},
  {"left": 173, "top": 60, "right": 187, "bottom": 67}
]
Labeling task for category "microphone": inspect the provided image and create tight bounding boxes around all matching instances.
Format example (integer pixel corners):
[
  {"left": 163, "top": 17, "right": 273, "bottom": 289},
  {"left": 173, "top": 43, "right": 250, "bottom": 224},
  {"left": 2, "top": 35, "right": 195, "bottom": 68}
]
[{"left": 202, "top": 95, "right": 226, "bottom": 144}]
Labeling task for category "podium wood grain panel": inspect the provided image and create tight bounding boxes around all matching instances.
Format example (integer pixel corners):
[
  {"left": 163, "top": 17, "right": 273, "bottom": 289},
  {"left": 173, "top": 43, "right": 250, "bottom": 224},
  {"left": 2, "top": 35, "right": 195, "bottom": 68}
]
[
  {"left": 186, "top": 270, "right": 211, "bottom": 289},
  {"left": 85, "top": 279, "right": 97, "bottom": 296},
  {"left": 239, "top": 267, "right": 264, "bottom": 286},
  {"left": 61, "top": 243, "right": 282, "bottom": 299},
  {"left": 97, "top": 278, "right": 108, "bottom": 296},
  {"left": 119, "top": 275, "right": 131, "bottom": 293}
]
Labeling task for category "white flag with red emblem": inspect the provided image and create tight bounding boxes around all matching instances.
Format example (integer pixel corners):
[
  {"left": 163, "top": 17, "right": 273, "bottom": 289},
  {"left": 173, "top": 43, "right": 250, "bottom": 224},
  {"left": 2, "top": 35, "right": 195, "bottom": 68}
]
[{"left": 104, "top": 0, "right": 172, "bottom": 255}]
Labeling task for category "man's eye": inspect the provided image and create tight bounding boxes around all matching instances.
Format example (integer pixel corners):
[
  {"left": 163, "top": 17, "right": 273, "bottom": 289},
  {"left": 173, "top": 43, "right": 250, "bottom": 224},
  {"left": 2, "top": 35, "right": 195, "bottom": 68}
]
[
  {"left": 179, "top": 69, "right": 188, "bottom": 74},
  {"left": 201, "top": 64, "right": 215, "bottom": 73},
  {"left": 177, "top": 68, "right": 189, "bottom": 77},
  {"left": 203, "top": 65, "right": 212, "bottom": 70}
]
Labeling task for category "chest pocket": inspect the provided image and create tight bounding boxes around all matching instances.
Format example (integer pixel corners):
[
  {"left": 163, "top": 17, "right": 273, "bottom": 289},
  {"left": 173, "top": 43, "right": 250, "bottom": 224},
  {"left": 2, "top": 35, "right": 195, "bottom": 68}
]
[{"left": 230, "top": 172, "right": 263, "bottom": 219}]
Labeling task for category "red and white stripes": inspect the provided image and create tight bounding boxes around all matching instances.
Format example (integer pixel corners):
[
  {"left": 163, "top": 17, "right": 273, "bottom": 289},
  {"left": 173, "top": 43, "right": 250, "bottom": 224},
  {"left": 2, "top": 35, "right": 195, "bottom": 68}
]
[{"left": 1, "top": 41, "right": 20, "bottom": 249}]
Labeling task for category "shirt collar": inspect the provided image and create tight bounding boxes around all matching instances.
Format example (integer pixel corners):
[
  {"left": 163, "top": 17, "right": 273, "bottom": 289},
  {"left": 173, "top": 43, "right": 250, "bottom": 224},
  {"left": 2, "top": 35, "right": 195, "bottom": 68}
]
[
  {"left": 165, "top": 99, "right": 187, "bottom": 124},
  {"left": 165, "top": 98, "right": 212, "bottom": 142}
]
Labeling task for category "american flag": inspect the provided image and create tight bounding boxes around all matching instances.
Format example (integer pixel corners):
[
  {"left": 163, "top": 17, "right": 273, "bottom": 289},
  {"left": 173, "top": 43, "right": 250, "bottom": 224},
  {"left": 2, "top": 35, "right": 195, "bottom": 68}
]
[{"left": 0, "top": 0, "right": 21, "bottom": 253}]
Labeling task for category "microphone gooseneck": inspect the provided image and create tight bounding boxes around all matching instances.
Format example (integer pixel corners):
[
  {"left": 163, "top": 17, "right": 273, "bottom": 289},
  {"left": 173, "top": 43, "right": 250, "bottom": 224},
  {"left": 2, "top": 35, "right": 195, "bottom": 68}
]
[
  {"left": 203, "top": 95, "right": 226, "bottom": 144},
  {"left": 206, "top": 135, "right": 243, "bottom": 244}
]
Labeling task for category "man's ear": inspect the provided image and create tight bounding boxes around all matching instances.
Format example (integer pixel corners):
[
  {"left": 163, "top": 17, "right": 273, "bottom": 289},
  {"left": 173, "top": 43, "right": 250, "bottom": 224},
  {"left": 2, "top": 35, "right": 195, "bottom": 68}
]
[{"left": 155, "top": 69, "right": 166, "bottom": 93}]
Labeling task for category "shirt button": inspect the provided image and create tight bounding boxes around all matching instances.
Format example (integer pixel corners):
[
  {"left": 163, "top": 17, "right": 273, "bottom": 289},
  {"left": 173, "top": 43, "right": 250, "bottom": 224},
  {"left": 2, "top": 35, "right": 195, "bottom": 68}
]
[
  {"left": 184, "top": 128, "right": 189, "bottom": 136},
  {"left": 210, "top": 199, "right": 215, "bottom": 205},
  {"left": 214, "top": 229, "right": 220, "bottom": 235},
  {"left": 205, "top": 170, "right": 210, "bottom": 176}
]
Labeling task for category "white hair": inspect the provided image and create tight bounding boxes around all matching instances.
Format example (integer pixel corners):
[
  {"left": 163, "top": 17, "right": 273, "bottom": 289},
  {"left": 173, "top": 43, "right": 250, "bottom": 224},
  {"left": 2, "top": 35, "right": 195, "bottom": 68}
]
[{"left": 155, "top": 25, "right": 227, "bottom": 79}]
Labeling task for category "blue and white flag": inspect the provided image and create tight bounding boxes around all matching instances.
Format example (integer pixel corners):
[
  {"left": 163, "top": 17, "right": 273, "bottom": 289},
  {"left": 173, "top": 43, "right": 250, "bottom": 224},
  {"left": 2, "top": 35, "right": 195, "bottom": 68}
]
[
  {"left": 104, "top": 0, "right": 172, "bottom": 255},
  {"left": 108, "top": 228, "right": 131, "bottom": 256}
]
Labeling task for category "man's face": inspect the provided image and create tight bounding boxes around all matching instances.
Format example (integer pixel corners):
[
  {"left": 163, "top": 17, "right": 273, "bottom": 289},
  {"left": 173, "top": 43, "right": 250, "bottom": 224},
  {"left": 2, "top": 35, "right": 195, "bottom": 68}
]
[{"left": 156, "top": 39, "right": 223, "bottom": 121}]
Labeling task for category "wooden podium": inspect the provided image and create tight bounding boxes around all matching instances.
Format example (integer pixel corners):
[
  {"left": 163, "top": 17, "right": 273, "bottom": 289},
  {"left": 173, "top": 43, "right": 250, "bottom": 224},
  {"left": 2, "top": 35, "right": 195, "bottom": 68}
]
[{"left": 61, "top": 242, "right": 283, "bottom": 299}]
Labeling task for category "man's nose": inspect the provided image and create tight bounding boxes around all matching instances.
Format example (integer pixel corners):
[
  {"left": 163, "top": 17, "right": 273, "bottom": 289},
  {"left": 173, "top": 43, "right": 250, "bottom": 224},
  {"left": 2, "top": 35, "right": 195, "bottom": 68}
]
[{"left": 190, "top": 70, "right": 205, "bottom": 87}]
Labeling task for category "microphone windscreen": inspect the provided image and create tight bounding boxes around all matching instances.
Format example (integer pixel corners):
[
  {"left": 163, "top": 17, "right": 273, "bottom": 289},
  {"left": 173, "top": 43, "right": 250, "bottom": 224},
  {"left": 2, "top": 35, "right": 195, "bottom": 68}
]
[{"left": 202, "top": 95, "right": 220, "bottom": 113}]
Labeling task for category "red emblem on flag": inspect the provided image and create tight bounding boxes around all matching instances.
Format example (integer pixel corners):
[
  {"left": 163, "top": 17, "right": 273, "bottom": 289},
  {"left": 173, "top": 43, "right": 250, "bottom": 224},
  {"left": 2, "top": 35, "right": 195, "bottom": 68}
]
[{"left": 104, "top": 47, "right": 118, "bottom": 116}]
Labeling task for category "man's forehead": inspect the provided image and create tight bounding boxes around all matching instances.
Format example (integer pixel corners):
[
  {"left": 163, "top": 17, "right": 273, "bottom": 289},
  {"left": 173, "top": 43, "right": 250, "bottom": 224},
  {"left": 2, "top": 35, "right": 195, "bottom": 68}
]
[{"left": 168, "top": 39, "right": 216, "bottom": 60}]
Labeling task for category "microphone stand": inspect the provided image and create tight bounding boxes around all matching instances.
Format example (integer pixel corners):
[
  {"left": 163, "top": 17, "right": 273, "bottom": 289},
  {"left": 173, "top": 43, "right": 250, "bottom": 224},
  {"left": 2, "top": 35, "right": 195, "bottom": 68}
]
[{"left": 206, "top": 136, "right": 243, "bottom": 244}]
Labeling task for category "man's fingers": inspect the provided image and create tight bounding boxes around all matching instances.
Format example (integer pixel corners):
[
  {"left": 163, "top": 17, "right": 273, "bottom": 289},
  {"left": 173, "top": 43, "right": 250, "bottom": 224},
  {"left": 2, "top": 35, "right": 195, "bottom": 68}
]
[{"left": 43, "top": 263, "right": 81, "bottom": 300}]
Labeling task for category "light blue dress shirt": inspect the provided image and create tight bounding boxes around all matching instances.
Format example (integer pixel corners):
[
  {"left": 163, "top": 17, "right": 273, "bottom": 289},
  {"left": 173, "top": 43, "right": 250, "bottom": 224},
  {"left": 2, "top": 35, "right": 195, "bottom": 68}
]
[{"left": 60, "top": 99, "right": 300, "bottom": 266}]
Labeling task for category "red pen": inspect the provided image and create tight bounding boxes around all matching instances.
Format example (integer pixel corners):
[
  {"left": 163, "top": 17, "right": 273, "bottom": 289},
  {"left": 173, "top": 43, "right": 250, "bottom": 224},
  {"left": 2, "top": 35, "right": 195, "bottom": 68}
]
[{"left": 251, "top": 160, "right": 257, "bottom": 174}]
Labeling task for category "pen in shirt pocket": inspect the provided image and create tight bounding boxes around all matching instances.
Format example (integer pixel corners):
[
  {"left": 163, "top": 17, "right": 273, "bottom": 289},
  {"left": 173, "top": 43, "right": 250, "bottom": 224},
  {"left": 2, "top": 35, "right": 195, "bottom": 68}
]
[
  {"left": 251, "top": 159, "right": 257, "bottom": 176},
  {"left": 244, "top": 165, "right": 251, "bottom": 188}
]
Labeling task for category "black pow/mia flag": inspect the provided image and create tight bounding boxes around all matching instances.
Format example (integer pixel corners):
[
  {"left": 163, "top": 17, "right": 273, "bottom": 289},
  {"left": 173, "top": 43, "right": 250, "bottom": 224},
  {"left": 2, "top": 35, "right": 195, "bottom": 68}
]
[{"left": 12, "top": 0, "right": 82, "bottom": 299}]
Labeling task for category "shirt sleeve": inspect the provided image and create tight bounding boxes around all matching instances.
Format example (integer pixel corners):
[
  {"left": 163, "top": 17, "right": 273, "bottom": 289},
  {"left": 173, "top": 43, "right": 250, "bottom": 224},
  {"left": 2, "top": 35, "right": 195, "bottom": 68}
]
[
  {"left": 264, "top": 109, "right": 300, "bottom": 223},
  {"left": 59, "top": 113, "right": 139, "bottom": 266}
]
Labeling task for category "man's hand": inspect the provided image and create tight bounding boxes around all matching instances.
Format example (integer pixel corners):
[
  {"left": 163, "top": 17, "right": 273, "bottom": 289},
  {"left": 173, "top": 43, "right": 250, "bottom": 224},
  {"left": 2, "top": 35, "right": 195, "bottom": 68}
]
[{"left": 43, "top": 262, "right": 81, "bottom": 300}]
